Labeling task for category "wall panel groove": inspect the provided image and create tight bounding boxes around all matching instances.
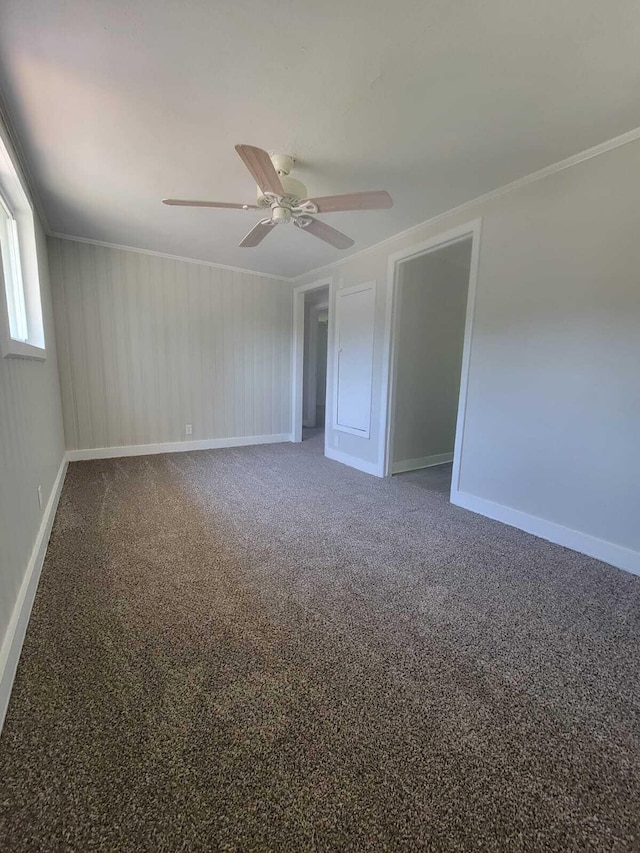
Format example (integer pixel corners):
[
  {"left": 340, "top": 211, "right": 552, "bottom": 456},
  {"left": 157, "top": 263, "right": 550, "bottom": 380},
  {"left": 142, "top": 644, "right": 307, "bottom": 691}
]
[
  {"left": 0, "top": 213, "right": 66, "bottom": 692},
  {"left": 48, "top": 238, "right": 293, "bottom": 451}
]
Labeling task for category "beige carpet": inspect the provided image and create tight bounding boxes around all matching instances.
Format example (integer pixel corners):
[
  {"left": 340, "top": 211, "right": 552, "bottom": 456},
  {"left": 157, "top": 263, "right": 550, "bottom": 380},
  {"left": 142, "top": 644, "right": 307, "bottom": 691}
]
[{"left": 1, "top": 431, "right": 639, "bottom": 851}]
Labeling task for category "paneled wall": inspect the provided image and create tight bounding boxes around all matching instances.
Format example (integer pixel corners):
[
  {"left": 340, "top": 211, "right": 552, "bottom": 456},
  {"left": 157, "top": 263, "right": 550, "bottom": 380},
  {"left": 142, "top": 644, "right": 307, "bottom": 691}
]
[
  {"left": 0, "top": 122, "right": 65, "bottom": 675},
  {"left": 49, "top": 239, "right": 293, "bottom": 450}
]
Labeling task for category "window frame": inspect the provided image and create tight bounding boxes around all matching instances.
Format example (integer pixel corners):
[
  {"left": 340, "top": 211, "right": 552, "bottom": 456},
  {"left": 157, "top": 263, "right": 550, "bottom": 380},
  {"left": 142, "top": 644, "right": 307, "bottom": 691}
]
[{"left": 0, "top": 123, "right": 46, "bottom": 361}]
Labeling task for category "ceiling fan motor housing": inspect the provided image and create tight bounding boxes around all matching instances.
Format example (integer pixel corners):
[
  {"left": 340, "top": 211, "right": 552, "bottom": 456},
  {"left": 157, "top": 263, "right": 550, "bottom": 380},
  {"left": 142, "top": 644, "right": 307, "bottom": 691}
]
[
  {"left": 270, "top": 152, "right": 295, "bottom": 175},
  {"left": 256, "top": 152, "right": 308, "bottom": 210},
  {"left": 256, "top": 175, "right": 307, "bottom": 207}
]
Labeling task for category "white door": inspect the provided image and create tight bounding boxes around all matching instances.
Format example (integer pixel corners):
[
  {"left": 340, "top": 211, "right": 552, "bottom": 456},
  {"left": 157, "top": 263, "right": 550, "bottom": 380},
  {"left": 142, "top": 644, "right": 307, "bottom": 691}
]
[{"left": 334, "top": 282, "right": 376, "bottom": 438}]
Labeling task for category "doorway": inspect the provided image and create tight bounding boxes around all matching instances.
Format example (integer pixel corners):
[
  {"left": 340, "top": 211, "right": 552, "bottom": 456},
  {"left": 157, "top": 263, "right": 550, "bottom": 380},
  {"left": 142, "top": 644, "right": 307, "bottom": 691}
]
[
  {"left": 302, "top": 286, "right": 329, "bottom": 443},
  {"left": 386, "top": 232, "right": 475, "bottom": 494},
  {"left": 291, "top": 277, "right": 332, "bottom": 447}
]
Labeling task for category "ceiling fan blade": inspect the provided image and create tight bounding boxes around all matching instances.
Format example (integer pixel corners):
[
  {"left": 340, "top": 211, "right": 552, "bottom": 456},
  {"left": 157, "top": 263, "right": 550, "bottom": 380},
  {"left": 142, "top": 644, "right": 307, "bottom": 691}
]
[
  {"left": 239, "top": 219, "right": 275, "bottom": 247},
  {"left": 294, "top": 217, "right": 354, "bottom": 249},
  {"left": 163, "top": 199, "right": 258, "bottom": 209},
  {"left": 302, "top": 190, "right": 393, "bottom": 213},
  {"left": 235, "top": 145, "right": 284, "bottom": 196}
]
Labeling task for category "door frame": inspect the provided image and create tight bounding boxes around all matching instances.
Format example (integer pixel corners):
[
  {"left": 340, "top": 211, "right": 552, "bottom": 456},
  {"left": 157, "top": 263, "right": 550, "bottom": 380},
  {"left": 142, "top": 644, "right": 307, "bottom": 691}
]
[
  {"left": 379, "top": 219, "right": 482, "bottom": 493},
  {"left": 291, "top": 276, "right": 333, "bottom": 443}
]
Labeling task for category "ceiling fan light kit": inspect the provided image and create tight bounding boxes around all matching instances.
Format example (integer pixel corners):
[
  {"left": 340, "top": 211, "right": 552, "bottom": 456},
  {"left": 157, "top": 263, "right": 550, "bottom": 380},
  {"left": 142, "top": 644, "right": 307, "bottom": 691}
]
[{"left": 163, "top": 144, "right": 393, "bottom": 249}]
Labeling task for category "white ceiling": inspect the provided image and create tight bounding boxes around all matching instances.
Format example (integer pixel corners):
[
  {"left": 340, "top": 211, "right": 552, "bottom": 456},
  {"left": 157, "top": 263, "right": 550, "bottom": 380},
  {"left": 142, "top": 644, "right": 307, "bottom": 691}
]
[{"left": 1, "top": 1, "right": 640, "bottom": 278}]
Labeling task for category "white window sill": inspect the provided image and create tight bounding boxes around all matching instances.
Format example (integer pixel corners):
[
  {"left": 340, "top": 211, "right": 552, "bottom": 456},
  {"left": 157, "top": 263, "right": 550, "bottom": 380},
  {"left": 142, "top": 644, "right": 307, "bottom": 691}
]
[{"left": 1, "top": 338, "right": 46, "bottom": 361}]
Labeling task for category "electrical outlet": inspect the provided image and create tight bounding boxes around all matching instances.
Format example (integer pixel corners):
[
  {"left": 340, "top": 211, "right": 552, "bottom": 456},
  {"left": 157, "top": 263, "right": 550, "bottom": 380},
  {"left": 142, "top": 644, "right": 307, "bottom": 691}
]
[
  {"left": 37, "top": 484, "right": 43, "bottom": 509},
  {"left": 185, "top": 424, "right": 193, "bottom": 436}
]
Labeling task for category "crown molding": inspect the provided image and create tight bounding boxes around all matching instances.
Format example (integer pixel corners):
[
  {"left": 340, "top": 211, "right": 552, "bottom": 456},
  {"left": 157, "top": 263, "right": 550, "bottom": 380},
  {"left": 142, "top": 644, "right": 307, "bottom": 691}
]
[
  {"left": 46, "top": 232, "right": 293, "bottom": 282},
  {"left": 291, "top": 124, "right": 640, "bottom": 282},
  {"left": 38, "top": 123, "right": 640, "bottom": 284}
]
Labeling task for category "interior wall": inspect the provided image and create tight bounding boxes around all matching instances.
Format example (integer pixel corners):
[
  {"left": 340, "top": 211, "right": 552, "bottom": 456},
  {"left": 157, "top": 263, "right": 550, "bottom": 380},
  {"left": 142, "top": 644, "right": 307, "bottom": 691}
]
[
  {"left": 295, "top": 137, "right": 640, "bottom": 564},
  {"left": 392, "top": 240, "right": 471, "bottom": 472},
  {"left": 0, "top": 121, "right": 65, "bottom": 675},
  {"left": 48, "top": 238, "right": 293, "bottom": 451}
]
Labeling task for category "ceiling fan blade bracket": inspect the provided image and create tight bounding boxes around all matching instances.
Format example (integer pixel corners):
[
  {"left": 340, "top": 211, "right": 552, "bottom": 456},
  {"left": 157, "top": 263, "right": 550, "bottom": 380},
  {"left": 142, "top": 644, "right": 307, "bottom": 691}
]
[
  {"left": 293, "top": 200, "right": 319, "bottom": 215},
  {"left": 258, "top": 190, "right": 280, "bottom": 207}
]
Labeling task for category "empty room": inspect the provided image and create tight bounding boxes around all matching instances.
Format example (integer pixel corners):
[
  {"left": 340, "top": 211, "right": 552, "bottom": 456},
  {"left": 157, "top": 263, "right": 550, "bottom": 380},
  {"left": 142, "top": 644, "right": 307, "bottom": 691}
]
[{"left": 1, "top": 1, "right": 639, "bottom": 850}]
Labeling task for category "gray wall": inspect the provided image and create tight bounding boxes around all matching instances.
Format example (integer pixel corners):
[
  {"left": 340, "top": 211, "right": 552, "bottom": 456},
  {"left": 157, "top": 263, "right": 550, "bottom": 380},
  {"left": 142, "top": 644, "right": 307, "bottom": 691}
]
[
  {"left": 0, "top": 125, "right": 65, "bottom": 664},
  {"left": 392, "top": 240, "right": 471, "bottom": 470},
  {"left": 296, "top": 137, "right": 640, "bottom": 557},
  {"left": 49, "top": 238, "right": 293, "bottom": 450}
]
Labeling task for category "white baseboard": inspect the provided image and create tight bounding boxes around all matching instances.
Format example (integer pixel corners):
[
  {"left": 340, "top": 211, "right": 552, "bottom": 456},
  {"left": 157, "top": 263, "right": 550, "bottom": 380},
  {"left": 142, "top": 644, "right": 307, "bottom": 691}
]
[
  {"left": 451, "top": 489, "right": 640, "bottom": 577},
  {"left": 392, "top": 452, "right": 453, "bottom": 474},
  {"left": 67, "top": 433, "right": 293, "bottom": 461},
  {"left": 0, "top": 455, "right": 68, "bottom": 734},
  {"left": 325, "top": 446, "right": 383, "bottom": 477}
]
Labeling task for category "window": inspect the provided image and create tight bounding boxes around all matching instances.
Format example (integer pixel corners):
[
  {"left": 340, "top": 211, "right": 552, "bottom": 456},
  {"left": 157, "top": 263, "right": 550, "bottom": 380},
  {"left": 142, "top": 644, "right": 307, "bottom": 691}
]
[
  {"left": 0, "top": 192, "right": 28, "bottom": 342},
  {"left": 0, "top": 125, "right": 45, "bottom": 360}
]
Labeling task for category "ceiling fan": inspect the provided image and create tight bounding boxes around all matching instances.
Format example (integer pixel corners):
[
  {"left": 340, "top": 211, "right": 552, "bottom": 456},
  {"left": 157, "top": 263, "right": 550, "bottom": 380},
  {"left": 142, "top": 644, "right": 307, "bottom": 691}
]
[{"left": 162, "top": 145, "right": 393, "bottom": 249}]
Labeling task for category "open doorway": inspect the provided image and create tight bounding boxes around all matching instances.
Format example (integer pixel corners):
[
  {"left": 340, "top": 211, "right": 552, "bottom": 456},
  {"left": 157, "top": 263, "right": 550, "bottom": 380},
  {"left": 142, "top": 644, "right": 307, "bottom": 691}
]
[
  {"left": 387, "top": 235, "right": 474, "bottom": 494},
  {"left": 301, "top": 286, "right": 329, "bottom": 442},
  {"left": 291, "top": 277, "right": 332, "bottom": 448}
]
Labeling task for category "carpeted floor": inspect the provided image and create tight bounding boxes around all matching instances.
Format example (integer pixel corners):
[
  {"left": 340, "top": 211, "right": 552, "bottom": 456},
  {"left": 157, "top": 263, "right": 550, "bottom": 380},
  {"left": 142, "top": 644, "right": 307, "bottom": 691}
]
[
  {"left": 395, "top": 462, "right": 453, "bottom": 495},
  {"left": 1, "top": 432, "right": 640, "bottom": 851}
]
